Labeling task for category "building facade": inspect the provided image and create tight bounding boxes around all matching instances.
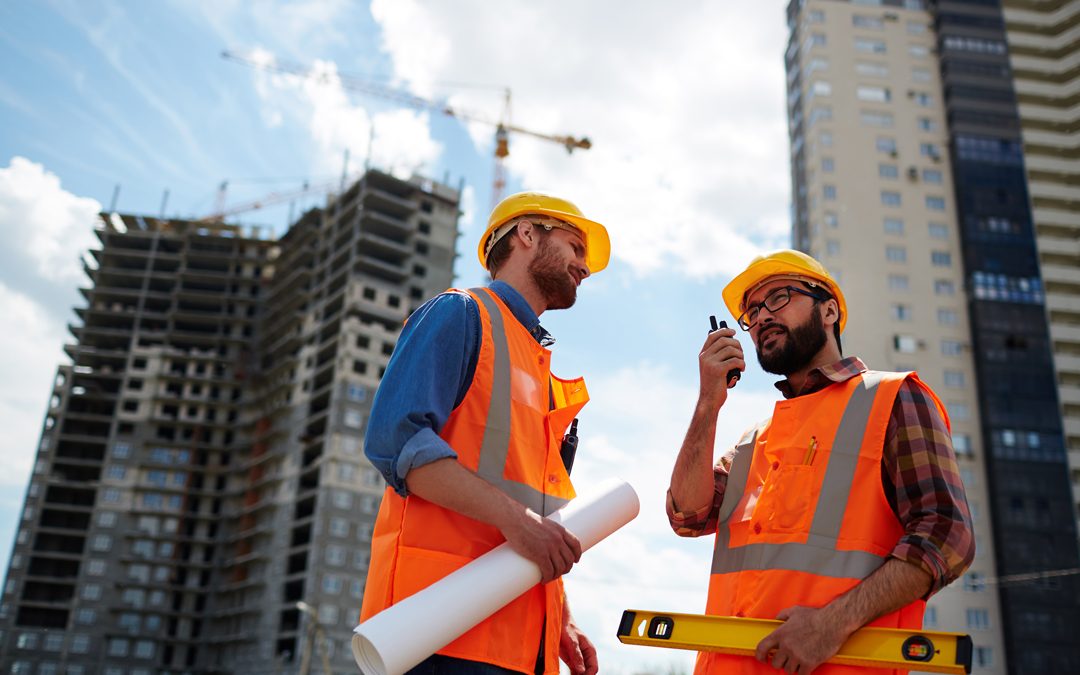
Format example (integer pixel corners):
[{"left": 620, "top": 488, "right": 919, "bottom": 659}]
[
  {"left": 786, "top": 0, "right": 1080, "bottom": 672},
  {"left": 0, "top": 169, "right": 461, "bottom": 674},
  {"left": 1002, "top": 0, "right": 1080, "bottom": 547}
]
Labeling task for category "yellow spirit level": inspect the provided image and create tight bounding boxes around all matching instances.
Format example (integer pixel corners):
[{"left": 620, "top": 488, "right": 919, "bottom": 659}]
[{"left": 617, "top": 610, "right": 972, "bottom": 674}]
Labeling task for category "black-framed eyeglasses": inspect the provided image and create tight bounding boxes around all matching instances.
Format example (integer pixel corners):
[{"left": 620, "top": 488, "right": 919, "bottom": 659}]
[{"left": 737, "top": 286, "right": 828, "bottom": 330}]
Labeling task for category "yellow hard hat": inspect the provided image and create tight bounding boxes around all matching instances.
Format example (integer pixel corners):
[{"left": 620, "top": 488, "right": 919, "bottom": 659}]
[
  {"left": 477, "top": 191, "right": 610, "bottom": 273},
  {"left": 722, "top": 249, "right": 847, "bottom": 333}
]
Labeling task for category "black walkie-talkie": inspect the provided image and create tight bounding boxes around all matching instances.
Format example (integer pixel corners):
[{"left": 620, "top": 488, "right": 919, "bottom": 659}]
[
  {"left": 560, "top": 418, "right": 579, "bottom": 475},
  {"left": 709, "top": 316, "right": 741, "bottom": 388}
]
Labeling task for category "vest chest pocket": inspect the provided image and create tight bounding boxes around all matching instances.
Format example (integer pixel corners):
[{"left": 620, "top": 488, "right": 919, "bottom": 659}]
[{"left": 756, "top": 460, "right": 816, "bottom": 533}]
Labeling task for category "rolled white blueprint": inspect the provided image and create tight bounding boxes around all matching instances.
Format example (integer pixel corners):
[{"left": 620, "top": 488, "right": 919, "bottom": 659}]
[{"left": 351, "top": 477, "right": 639, "bottom": 675}]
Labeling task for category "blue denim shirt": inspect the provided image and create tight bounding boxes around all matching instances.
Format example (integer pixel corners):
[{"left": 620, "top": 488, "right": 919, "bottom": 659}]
[{"left": 364, "top": 280, "right": 553, "bottom": 497}]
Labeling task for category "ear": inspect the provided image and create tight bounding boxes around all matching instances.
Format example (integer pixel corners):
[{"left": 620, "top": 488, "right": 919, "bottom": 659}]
[
  {"left": 821, "top": 297, "right": 840, "bottom": 327},
  {"left": 513, "top": 220, "right": 538, "bottom": 250}
]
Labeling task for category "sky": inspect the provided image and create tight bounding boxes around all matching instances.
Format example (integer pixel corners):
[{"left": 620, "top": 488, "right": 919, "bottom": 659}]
[{"left": 0, "top": 1, "right": 795, "bottom": 672}]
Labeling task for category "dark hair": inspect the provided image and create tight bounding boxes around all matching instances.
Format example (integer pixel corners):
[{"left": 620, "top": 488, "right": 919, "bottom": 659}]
[
  {"left": 485, "top": 220, "right": 553, "bottom": 276},
  {"left": 802, "top": 282, "right": 843, "bottom": 355}
]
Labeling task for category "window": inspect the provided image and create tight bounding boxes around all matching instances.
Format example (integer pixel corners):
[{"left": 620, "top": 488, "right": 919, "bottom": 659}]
[
  {"left": 17, "top": 633, "right": 38, "bottom": 649},
  {"left": 108, "top": 638, "right": 130, "bottom": 657},
  {"left": 884, "top": 218, "right": 904, "bottom": 235},
  {"left": 913, "top": 92, "right": 933, "bottom": 106},
  {"left": 950, "top": 402, "right": 970, "bottom": 420},
  {"left": 881, "top": 191, "right": 901, "bottom": 207},
  {"left": 320, "top": 604, "right": 339, "bottom": 624},
  {"left": 333, "top": 490, "right": 353, "bottom": 509},
  {"left": 891, "top": 304, "right": 912, "bottom": 321},
  {"left": 861, "top": 111, "right": 894, "bottom": 127},
  {"left": 944, "top": 370, "right": 966, "bottom": 388},
  {"left": 135, "top": 641, "right": 155, "bottom": 658},
  {"left": 344, "top": 409, "right": 363, "bottom": 429},
  {"left": 346, "top": 384, "right": 367, "bottom": 402},
  {"left": 966, "top": 608, "right": 990, "bottom": 630},
  {"left": 323, "top": 574, "right": 344, "bottom": 594},
  {"left": 71, "top": 635, "right": 91, "bottom": 653},
  {"left": 97, "top": 511, "right": 117, "bottom": 527},
  {"left": 325, "top": 545, "right": 346, "bottom": 566},
  {"left": 931, "top": 251, "right": 952, "bottom": 267},
  {"left": 811, "top": 80, "right": 832, "bottom": 97},
  {"left": 920, "top": 143, "right": 941, "bottom": 158},
  {"left": 942, "top": 340, "right": 964, "bottom": 356},
  {"left": 916, "top": 116, "right": 936, "bottom": 131},
  {"left": 75, "top": 609, "right": 96, "bottom": 624},
  {"left": 855, "top": 62, "right": 888, "bottom": 77},
  {"left": 954, "top": 434, "right": 973, "bottom": 457},
  {"left": 923, "top": 169, "right": 943, "bottom": 184},
  {"left": 825, "top": 212, "right": 838, "bottom": 228},
  {"left": 926, "top": 196, "right": 946, "bottom": 211},
  {"left": 852, "top": 15, "right": 883, "bottom": 29},
  {"left": 113, "top": 442, "right": 132, "bottom": 458},
  {"left": 935, "top": 280, "right": 955, "bottom": 295},
  {"left": 87, "top": 559, "right": 106, "bottom": 576},
  {"left": 963, "top": 573, "right": 986, "bottom": 592},
  {"left": 330, "top": 517, "right": 350, "bottom": 537},
  {"left": 924, "top": 605, "right": 938, "bottom": 628},
  {"left": 876, "top": 136, "right": 897, "bottom": 154},
  {"left": 855, "top": 38, "right": 886, "bottom": 53},
  {"left": 826, "top": 240, "right": 841, "bottom": 256},
  {"left": 821, "top": 157, "right": 834, "bottom": 172},
  {"left": 909, "top": 44, "right": 930, "bottom": 58},
  {"left": 820, "top": 131, "right": 833, "bottom": 147},
  {"left": 888, "top": 275, "right": 909, "bottom": 291},
  {"left": 938, "top": 309, "right": 959, "bottom": 325},
  {"left": 974, "top": 647, "right": 993, "bottom": 668},
  {"left": 107, "top": 466, "right": 126, "bottom": 480},
  {"left": 91, "top": 535, "right": 112, "bottom": 552},
  {"left": 43, "top": 633, "right": 63, "bottom": 652},
  {"left": 886, "top": 246, "right": 907, "bottom": 263},
  {"left": 912, "top": 68, "right": 932, "bottom": 83},
  {"left": 907, "top": 21, "right": 927, "bottom": 34},
  {"left": 894, "top": 335, "right": 918, "bottom": 353},
  {"left": 856, "top": 85, "right": 890, "bottom": 102},
  {"left": 103, "top": 488, "right": 121, "bottom": 504},
  {"left": 879, "top": 164, "right": 898, "bottom": 179}
]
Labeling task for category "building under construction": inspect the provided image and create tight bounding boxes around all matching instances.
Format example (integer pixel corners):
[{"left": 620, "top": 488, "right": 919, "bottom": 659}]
[{"left": 0, "top": 169, "right": 461, "bottom": 673}]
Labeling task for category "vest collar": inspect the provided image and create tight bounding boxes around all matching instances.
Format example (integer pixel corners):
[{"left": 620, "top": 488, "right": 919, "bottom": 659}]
[
  {"left": 774, "top": 356, "right": 868, "bottom": 399},
  {"left": 488, "top": 280, "right": 555, "bottom": 347}
]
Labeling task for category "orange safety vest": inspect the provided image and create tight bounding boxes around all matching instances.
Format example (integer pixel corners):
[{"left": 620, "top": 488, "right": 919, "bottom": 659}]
[
  {"left": 361, "top": 287, "right": 589, "bottom": 674},
  {"left": 696, "top": 371, "right": 947, "bottom": 675}
]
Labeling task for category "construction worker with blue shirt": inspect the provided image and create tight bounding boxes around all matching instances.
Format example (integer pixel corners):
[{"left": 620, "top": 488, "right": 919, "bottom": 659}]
[{"left": 361, "top": 192, "right": 610, "bottom": 675}]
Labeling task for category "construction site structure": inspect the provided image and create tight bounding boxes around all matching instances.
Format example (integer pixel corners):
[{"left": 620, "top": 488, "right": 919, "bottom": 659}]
[{"left": 0, "top": 169, "right": 461, "bottom": 674}]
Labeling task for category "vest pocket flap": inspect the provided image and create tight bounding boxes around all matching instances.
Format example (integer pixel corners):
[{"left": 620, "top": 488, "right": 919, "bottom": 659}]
[{"left": 757, "top": 460, "right": 817, "bottom": 533}]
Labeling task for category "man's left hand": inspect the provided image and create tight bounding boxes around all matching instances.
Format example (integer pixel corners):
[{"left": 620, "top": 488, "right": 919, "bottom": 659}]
[
  {"left": 559, "top": 617, "right": 598, "bottom": 675},
  {"left": 754, "top": 605, "right": 850, "bottom": 674}
]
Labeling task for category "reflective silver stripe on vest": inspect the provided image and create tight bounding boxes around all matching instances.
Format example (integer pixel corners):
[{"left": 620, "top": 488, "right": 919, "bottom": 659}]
[
  {"left": 712, "top": 372, "right": 887, "bottom": 579},
  {"left": 716, "top": 426, "right": 760, "bottom": 525},
  {"left": 473, "top": 289, "right": 568, "bottom": 516}
]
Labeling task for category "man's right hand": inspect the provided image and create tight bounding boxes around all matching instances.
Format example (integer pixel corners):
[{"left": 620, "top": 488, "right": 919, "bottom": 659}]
[
  {"left": 499, "top": 508, "right": 582, "bottom": 583},
  {"left": 698, "top": 327, "right": 745, "bottom": 411}
]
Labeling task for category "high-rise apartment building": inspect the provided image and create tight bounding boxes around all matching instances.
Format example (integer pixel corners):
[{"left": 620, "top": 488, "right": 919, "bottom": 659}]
[
  {"left": 785, "top": 1, "right": 1080, "bottom": 673},
  {"left": 1002, "top": 0, "right": 1080, "bottom": 544},
  {"left": 0, "top": 169, "right": 461, "bottom": 674}
]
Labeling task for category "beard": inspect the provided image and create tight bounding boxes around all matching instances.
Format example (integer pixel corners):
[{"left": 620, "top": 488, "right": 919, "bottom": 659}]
[
  {"left": 756, "top": 306, "right": 827, "bottom": 375},
  {"left": 528, "top": 236, "right": 578, "bottom": 310}
]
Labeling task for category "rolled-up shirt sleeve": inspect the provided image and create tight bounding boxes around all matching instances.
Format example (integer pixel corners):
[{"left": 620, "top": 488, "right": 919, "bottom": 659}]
[
  {"left": 364, "top": 292, "right": 478, "bottom": 497},
  {"left": 885, "top": 378, "right": 976, "bottom": 596},
  {"left": 666, "top": 455, "right": 732, "bottom": 538}
]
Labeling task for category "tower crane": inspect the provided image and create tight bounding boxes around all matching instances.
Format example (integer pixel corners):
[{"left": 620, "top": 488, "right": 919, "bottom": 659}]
[{"left": 219, "top": 50, "right": 591, "bottom": 211}]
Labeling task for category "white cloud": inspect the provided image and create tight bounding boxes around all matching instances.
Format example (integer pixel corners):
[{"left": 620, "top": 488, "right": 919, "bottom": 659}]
[
  {"left": 242, "top": 53, "right": 444, "bottom": 179},
  {"left": 0, "top": 281, "right": 65, "bottom": 488},
  {"left": 0, "top": 156, "right": 100, "bottom": 285},
  {"left": 369, "top": 0, "right": 792, "bottom": 280},
  {"left": 564, "top": 362, "right": 778, "bottom": 673}
]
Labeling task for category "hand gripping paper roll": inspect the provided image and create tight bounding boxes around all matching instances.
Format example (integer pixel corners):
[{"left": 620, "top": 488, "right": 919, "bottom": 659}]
[{"left": 351, "top": 477, "right": 639, "bottom": 675}]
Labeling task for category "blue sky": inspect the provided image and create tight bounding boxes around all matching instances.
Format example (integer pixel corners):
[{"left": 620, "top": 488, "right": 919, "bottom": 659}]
[{"left": 0, "top": 2, "right": 793, "bottom": 671}]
